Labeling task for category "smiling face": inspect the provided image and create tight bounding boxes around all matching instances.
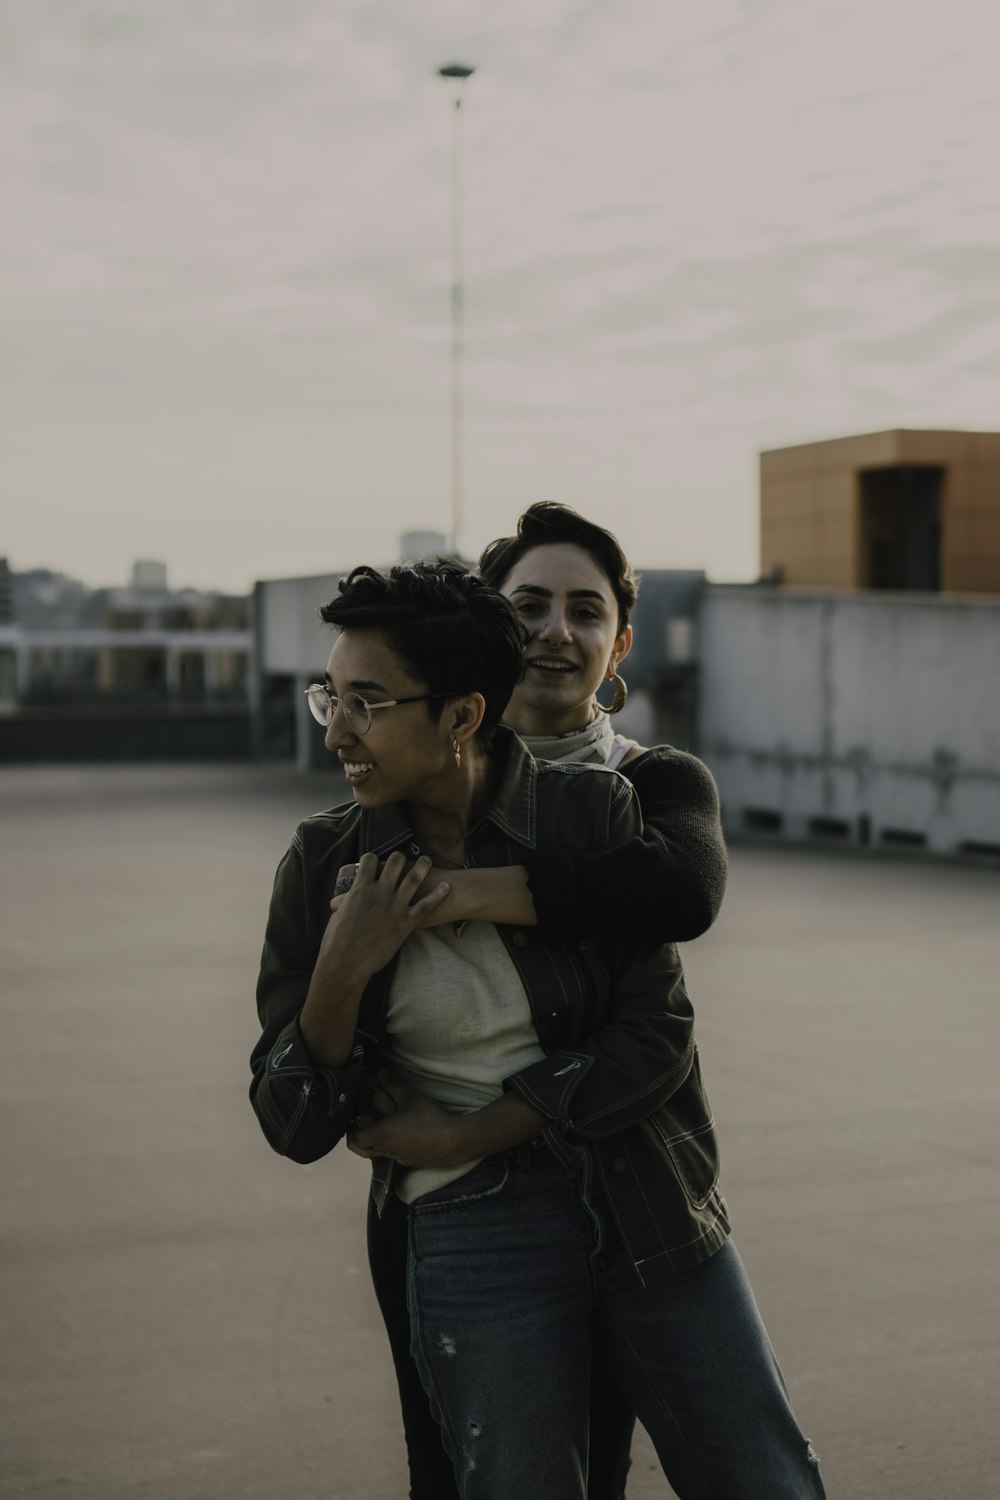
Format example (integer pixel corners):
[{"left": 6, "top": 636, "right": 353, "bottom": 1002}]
[
  {"left": 323, "top": 629, "right": 459, "bottom": 808},
  {"left": 498, "top": 542, "right": 632, "bottom": 736}
]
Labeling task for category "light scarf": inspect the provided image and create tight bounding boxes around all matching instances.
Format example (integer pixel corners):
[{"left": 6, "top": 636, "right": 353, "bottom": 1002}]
[{"left": 519, "top": 712, "right": 638, "bottom": 769}]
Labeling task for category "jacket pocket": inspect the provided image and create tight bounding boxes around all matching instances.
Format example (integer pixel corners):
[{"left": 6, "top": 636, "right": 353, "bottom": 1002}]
[{"left": 645, "top": 1049, "right": 720, "bottom": 1210}]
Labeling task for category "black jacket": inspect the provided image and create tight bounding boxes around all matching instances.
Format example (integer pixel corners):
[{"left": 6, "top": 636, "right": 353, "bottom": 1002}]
[
  {"left": 250, "top": 728, "right": 729, "bottom": 1283},
  {"left": 525, "top": 743, "right": 728, "bottom": 944}
]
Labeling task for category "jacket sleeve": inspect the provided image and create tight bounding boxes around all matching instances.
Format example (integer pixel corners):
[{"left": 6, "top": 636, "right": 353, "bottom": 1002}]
[
  {"left": 503, "top": 775, "right": 696, "bottom": 1166},
  {"left": 502, "top": 938, "right": 695, "bottom": 1167},
  {"left": 522, "top": 747, "right": 727, "bottom": 944},
  {"left": 249, "top": 833, "right": 375, "bottom": 1164}
]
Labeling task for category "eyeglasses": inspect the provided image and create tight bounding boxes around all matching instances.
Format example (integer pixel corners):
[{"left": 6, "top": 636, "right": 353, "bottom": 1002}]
[{"left": 304, "top": 684, "right": 455, "bottom": 735}]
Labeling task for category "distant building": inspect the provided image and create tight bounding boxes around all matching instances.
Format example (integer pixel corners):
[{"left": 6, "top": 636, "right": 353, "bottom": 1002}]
[
  {"left": 400, "top": 530, "right": 449, "bottom": 560},
  {"left": 132, "top": 559, "right": 169, "bottom": 592},
  {"left": 0, "top": 557, "right": 12, "bottom": 624},
  {"left": 760, "top": 429, "right": 1000, "bottom": 594},
  {"left": 0, "top": 561, "right": 253, "bottom": 761},
  {"left": 0, "top": 559, "right": 17, "bottom": 709}
]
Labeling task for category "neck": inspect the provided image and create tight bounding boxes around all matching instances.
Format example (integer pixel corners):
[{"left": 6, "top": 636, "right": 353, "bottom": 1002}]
[
  {"left": 502, "top": 701, "right": 595, "bottom": 738},
  {"left": 408, "top": 745, "right": 493, "bottom": 863}
]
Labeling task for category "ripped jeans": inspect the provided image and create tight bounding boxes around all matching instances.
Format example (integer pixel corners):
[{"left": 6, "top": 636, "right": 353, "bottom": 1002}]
[{"left": 407, "top": 1145, "right": 826, "bottom": 1500}]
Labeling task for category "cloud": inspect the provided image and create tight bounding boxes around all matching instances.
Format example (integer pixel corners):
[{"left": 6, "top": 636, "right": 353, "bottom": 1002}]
[{"left": 5, "top": 0, "right": 1000, "bottom": 590}]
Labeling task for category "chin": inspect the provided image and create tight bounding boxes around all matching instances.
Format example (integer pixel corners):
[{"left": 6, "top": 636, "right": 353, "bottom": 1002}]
[
  {"left": 355, "top": 787, "right": 390, "bottom": 808},
  {"left": 348, "top": 779, "right": 383, "bottom": 806},
  {"left": 525, "top": 681, "right": 583, "bottom": 706}
]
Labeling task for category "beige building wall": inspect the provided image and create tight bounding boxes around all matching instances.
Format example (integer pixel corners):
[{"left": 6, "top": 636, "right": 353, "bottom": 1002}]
[
  {"left": 940, "top": 430, "right": 1000, "bottom": 592},
  {"left": 760, "top": 429, "right": 1000, "bottom": 594}
]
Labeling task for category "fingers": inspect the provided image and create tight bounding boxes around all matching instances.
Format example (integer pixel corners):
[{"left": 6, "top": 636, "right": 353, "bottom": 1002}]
[
  {"left": 340, "top": 852, "right": 432, "bottom": 895},
  {"left": 347, "top": 1121, "right": 403, "bottom": 1163},
  {"left": 327, "top": 853, "right": 446, "bottom": 945},
  {"left": 347, "top": 1118, "right": 375, "bottom": 1152},
  {"left": 409, "top": 880, "right": 452, "bottom": 920},
  {"left": 382, "top": 851, "right": 433, "bottom": 898}
]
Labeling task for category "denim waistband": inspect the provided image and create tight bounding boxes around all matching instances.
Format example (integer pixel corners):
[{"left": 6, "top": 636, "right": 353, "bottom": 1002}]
[{"left": 487, "top": 1138, "right": 548, "bottom": 1170}]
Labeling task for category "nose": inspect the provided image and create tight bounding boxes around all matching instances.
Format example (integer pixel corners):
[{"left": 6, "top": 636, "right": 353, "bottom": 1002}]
[
  {"left": 538, "top": 605, "right": 572, "bottom": 646},
  {"left": 324, "top": 700, "right": 357, "bottom": 752}
]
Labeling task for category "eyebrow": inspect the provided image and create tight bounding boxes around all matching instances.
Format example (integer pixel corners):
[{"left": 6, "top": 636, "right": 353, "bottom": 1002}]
[
  {"left": 323, "top": 673, "right": 389, "bottom": 693},
  {"left": 509, "top": 584, "right": 608, "bottom": 603}
]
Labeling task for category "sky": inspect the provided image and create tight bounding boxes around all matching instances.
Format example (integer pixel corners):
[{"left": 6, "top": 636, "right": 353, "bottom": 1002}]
[{"left": 5, "top": 0, "right": 1000, "bottom": 594}]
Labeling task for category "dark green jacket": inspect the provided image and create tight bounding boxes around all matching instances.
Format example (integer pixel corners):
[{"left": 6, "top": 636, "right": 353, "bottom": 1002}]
[{"left": 250, "top": 727, "right": 729, "bottom": 1283}]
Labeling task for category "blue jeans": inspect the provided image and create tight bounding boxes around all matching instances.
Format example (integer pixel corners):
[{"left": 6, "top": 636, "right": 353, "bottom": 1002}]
[
  {"left": 407, "top": 1146, "right": 826, "bottom": 1500},
  {"left": 368, "top": 1189, "right": 634, "bottom": 1500}
]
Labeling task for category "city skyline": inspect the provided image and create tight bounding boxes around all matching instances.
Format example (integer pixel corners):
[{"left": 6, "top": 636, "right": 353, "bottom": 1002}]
[{"left": 6, "top": 1, "right": 1000, "bottom": 593}]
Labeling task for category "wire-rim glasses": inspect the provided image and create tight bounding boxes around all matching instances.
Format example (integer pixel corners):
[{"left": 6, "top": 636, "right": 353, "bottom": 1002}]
[{"left": 304, "top": 684, "right": 455, "bottom": 735}]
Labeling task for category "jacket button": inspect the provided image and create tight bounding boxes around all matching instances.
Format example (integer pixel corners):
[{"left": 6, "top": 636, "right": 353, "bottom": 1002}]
[
  {"left": 610, "top": 1157, "right": 629, "bottom": 1176},
  {"left": 512, "top": 930, "right": 530, "bottom": 947}
]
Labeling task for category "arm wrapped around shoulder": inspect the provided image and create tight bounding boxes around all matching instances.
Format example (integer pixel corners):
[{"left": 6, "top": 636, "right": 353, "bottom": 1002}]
[{"left": 524, "top": 748, "right": 727, "bottom": 945}]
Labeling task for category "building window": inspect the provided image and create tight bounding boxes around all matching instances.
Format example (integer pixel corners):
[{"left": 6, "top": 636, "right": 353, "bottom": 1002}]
[{"left": 860, "top": 465, "right": 942, "bottom": 590}]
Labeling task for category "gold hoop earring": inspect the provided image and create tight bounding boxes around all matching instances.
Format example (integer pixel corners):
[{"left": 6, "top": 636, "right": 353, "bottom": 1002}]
[
  {"left": 594, "top": 670, "right": 628, "bottom": 715},
  {"left": 452, "top": 736, "right": 462, "bottom": 768}
]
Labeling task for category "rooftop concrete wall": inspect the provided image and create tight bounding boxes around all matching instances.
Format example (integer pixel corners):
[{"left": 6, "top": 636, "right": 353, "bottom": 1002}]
[{"left": 698, "top": 586, "right": 1000, "bottom": 857}]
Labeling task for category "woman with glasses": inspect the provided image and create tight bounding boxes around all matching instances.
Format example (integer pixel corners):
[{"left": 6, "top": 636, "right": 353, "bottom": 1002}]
[
  {"left": 251, "top": 556, "right": 826, "bottom": 1500},
  {"left": 356, "top": 504, "right": 730, "bottom": 1500}
]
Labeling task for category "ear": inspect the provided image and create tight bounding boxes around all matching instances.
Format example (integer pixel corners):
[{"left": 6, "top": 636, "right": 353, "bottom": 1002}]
[
  {"left": 446, "top": 693, "right": 487, "bottom": 746},
  {"left": 609, "top": 623, "right": 633, "bottom": 674}
]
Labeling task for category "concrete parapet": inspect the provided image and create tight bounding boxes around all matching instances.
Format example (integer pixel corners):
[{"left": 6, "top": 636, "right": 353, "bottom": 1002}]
[{"left": 698, "top": 586, "right": 1000, "bottom": 861}]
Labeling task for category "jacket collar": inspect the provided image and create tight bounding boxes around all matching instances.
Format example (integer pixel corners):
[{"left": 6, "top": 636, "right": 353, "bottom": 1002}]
[
  {"left": 357, "top": 725, "right": 537, "bottom": 856},
  {"left": 476, "top": 725, "right": 537, "bottom": 848}
]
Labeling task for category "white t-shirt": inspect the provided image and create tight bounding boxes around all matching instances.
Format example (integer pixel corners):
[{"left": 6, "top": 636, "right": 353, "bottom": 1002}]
[{"left": 386, "top": 920, "right": 545, "bottom": 1204}]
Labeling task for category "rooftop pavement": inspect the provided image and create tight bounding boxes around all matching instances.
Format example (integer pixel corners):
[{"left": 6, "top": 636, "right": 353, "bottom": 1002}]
[{"left": 1, "top": 763, "right": 997, "bottom": 1499}]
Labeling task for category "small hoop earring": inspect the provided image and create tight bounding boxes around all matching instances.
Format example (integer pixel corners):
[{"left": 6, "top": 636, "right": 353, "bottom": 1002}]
[
  {"left": 594, "top": 670, "right": 628, "bottom": 716},
  {"left": 452, "top": 736, "right": 462, "bottom": 768}
]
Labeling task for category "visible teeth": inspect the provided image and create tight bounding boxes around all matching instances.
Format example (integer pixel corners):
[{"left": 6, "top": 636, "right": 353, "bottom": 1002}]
[
  {"left": 344, "top": 762, "right": 373, "bottom": 775},
  {"left": 532, "top": 660, "right": 574, "bottom": 672}
]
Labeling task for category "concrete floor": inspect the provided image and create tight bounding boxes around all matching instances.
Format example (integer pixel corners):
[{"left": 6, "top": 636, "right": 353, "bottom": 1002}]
[{"left": 1, "top": 763, "right": 997, "bottom": 1500}]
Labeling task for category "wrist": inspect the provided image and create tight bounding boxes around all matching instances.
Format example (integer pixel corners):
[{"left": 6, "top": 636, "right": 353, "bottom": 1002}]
[
  {"left": 459, "top": 1094, "right": 544, "bottom": 1158},
  {"left": 462, "top": 866, "right": 536, "bottom": 926},
  {"left": 299, "top": 973, "right": 366, "bottom": 1067},
  {"left": 314, "top": 944, "right": 371, "bottom": 993},
  {"left": 441, "top": 1110, "right": 481, "bottom": 1162}
]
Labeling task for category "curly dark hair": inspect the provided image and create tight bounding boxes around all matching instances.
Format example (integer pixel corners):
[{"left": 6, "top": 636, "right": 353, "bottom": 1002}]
[
  {"left": 478, "top": 502, "right": 638, "bottom": 632},
  {"left": 320, "top": 559, "right": 524, "bottom": 738}
]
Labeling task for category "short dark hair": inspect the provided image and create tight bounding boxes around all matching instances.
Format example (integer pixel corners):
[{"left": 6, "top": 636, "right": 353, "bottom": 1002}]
[
  {"left": 478, "top": 502, "right": 638, "bottom": 632},
  {"left": 320, "top": 560, "right": 524, "bottom": 738}
]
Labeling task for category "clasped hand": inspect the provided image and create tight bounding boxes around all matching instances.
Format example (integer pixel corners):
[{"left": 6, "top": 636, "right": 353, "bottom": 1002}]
[
  {"left": 330, "top": 854, "right": 459, "bottom": 930},
  {"left": 318, "top": 850, "right": 450, "bottom": 985},
  {"left": 347, "top": 1070, "right": 472, "bottom": 1168}
]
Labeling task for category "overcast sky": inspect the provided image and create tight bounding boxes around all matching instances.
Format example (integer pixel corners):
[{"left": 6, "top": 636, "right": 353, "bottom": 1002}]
[{"left": 5, "top": 0, "right": 1000, "bottom": 593}]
